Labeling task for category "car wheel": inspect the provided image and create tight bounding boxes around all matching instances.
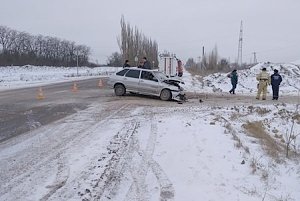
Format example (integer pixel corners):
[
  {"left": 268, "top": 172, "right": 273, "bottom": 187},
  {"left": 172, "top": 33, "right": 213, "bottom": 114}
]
[
  {"left": 114, "top": 84, "right": 126, "bottom": 96},
  {"left": 160, "top": 89, "right": 171, "bottom": 101}
]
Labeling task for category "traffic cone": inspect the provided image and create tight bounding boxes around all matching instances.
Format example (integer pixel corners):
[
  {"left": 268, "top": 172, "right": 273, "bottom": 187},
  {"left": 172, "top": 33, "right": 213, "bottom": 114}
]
[
  {"left": 72, "top": 82, "right": 78, "bottom": 92},
  {"left": 98, "top": 79, "right": 104, "bottom": 88},
  {"left": 36, "top": 87, "right": 45, "bottom": 100}
]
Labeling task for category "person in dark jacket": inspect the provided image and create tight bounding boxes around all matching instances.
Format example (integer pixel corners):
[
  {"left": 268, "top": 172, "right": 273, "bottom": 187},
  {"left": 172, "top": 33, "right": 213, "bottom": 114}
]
[
  {"left": 229, "top": 69, "right": 238, "bottom": 94},
  {"left": 271, "top": 69, "right": 282, "bottom": 100},
  {"left": 137, "top": 61, "right": 143, "bottom": 68},
  {"left": 123, "top": 60, "right": 130, "bottom": 68},
  {"left": 142, "top": 57, "right": 151, "bottom": 69}
]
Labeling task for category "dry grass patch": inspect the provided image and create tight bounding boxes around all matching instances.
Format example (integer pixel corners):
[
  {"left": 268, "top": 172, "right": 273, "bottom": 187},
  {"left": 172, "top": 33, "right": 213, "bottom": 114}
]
[
  {"left": 225, "top": 123, "right": 250, "bottom": 154},
  {"left": 243, "top": 121, "right": 284, "bottom": 161},
  {"left": 255, "top": 107, "right": 271, "bottom": 115},
  {"left": 292, "top": 113, "right": 300, "bottom": 124},
  {"left": 230, "top": 113, "right": 240, "bottom": 121}
]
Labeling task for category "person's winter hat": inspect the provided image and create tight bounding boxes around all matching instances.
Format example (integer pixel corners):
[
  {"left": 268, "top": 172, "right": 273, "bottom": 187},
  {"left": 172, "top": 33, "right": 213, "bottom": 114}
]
[
  {"left": 274, "top": 69, "right": 278, "bottom": 73},
  {"left": 262, "top": 67, "right": 267, "bottom": 71}
]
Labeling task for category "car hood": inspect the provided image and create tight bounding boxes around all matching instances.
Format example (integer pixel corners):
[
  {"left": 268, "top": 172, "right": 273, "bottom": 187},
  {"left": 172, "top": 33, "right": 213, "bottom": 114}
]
[
  {"left": 163, "top": 79, "right": 185, "bottom": 88},
  {"left": 163, "top": 78, "right": 184, "bottom": 84}
]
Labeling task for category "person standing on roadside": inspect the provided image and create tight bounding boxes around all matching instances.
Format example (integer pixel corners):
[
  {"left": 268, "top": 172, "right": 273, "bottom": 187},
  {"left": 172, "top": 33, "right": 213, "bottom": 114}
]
[
  {"left": 123, "top": 60, "right": 130, "bottom": 68},
  {"left": 271, "top": 69, "right": 282, "bottom": 100},
  {"left": 228, "top": 69, "right": 238, "bottom": 94},
  {"left": 256, "top": 67, "right": 270, "bottom": 100},
  {"left": 176, "top": 59, "right": 183, "bottom": 77},
  {"left": 142, "top": 57, "right": 151, "bottom": 69},
  {"left": 137, "top": 61, "right": 143, "bottom": 68}
]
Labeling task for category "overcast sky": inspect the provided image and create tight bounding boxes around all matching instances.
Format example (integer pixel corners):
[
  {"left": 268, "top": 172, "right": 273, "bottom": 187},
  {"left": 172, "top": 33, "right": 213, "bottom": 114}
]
[{"left": 0, "top": 0, "right": 299, "bottom": 64}]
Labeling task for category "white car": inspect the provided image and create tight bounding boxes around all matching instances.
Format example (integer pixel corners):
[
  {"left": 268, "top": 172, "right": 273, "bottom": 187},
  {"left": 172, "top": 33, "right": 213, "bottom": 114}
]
[{"left": 107, "top": 68, "right": 185, "bottom": 101}]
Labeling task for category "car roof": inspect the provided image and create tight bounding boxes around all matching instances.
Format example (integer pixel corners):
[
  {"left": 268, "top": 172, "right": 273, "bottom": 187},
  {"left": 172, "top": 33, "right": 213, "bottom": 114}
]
[{"left": 122, "top": 67, "right": 158, "bottom": 72}]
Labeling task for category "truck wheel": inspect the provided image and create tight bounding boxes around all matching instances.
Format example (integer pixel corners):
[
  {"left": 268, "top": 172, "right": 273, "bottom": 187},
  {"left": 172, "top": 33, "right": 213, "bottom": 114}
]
[
  {"left": 160, "top": 89, "right": 171, "bottom": 101},
  {"left": 114, "top": 84, "right": 126, "bottom": 96}
]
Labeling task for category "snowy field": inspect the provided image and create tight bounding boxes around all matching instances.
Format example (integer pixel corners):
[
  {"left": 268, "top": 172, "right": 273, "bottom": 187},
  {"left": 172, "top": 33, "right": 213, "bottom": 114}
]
[
  {"left": 0, "top": 63, "right": 300, "bottom": 201},
  {"left": 0, "top": 65, "right": 122, "bottom": 90}
]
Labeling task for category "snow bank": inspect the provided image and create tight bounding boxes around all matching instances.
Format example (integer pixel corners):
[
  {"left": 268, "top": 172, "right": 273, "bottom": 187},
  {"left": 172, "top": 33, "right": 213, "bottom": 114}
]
[{"left": 183, "top": 62, "right": 300, "bottom": 95}]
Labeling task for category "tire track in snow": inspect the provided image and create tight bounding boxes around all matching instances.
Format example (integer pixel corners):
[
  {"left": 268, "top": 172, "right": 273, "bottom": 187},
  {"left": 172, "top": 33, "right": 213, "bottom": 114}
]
[
  {"left": 124, "top": 114, "right": 174, "bottom": 201},
  {"left": 46, "top": 103, "right": 134, "bottom": 201},
  {"left": 40, "top": 154, "right": 70, "bottom": 201},
  {"left": 125, "top": 119, "right": 157, "bottom": 201},
  {"left": 86, "top": 121, "right": 139, "bottom": 200}
]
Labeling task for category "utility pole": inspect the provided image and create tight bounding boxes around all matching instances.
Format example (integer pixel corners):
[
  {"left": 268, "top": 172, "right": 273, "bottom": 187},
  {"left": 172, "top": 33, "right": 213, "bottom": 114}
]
[
  {"left": 201, "top": 46, "right": 205, "bottom": 69},
  {"left": 237, "top": 21, "right": 243, "bottom": 68},
  {"left": 252, "top": 52, "right": 257, "bottom": 64},
  {"left": 76, "top": 50, "right": 79, "bottom": 76}
]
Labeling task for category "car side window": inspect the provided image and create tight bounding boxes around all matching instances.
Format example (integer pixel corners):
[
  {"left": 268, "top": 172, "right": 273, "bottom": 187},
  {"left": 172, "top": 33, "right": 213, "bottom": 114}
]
[
  {"left": 125, "top": 69, "right": 140, "bottom": 78},
  {"left": 116, "top": 69, "right": 129, "bottom": 76},
  {"left": 141, "top": 71, "right": 158, "bottom": 82}
]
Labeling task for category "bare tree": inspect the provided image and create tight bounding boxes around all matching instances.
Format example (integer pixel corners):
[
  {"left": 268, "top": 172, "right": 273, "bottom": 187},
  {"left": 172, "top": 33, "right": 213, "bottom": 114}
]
[
  {"left": 117, "top": 16, "right": 158, "bottom": 67},
  {"left": 284, "top": 121, "right": 299, "bottom": 158},
  {"left": 284, "top": 105, "right": 300, "bottom": 158},
  {"left": 107, "top": 52, "right": 122, "bottom": 67},
  {"left": 186, "top": 46, "right": 230, "bottom": 75}
]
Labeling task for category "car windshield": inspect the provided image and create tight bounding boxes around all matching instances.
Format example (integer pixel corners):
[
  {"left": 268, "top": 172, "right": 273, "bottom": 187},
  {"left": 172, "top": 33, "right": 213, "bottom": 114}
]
[{"left": 153, "top": 71, "right": 168, "bottom": 81}]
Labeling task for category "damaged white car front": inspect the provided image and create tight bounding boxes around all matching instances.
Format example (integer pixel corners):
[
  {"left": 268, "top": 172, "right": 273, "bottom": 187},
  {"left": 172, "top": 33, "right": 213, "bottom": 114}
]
[{"left": 153, "top": 71, "right": 186, "bottom": 101}]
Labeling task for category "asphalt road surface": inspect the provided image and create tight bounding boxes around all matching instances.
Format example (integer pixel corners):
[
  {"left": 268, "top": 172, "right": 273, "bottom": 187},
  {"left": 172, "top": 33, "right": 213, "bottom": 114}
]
[{"left": 0, "top": 78, "right": 117, "bottom": 142}]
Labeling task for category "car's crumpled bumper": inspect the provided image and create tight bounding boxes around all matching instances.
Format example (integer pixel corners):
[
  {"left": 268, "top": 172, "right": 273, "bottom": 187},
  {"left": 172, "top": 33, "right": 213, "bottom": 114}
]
[{"left": 172, "top": 90, "right": 186, "bottom": 101}]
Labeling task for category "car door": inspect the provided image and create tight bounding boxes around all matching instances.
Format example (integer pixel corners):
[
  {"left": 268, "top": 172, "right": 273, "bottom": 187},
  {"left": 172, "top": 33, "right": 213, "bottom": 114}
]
[
  {"left": 123, "top": 69, "right": 141, "bottom": 92},
  {"left": 139, "top": 70, "right": 159, "bottom": 95}
]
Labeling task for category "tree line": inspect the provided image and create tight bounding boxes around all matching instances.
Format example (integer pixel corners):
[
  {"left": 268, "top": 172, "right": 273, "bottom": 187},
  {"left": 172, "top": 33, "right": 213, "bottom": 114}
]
[
  {"left": 185, "top": 46, "right": 231, "bottom": 75},
  {"left": 0, "top": 25, "right": 91, "bottom": 66},
  {"left": 107, "top": 16, "right": 158, "bottom": 67}
]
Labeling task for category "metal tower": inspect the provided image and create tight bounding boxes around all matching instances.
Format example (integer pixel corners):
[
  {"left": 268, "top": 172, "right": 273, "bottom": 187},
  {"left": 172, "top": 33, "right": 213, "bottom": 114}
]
[
  {"left": 237, "top": 21, "right": 243, "bottom": 67},
  {"left": 253, "top": 52, "right": 257, "bottom": 64}
]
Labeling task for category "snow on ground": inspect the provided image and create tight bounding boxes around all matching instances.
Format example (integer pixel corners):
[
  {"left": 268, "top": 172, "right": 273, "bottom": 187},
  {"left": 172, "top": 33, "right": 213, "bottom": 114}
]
[
  {"left": 183, "top": 62, "right": 300, "bottom": 95},
  {"left": 1, "top": 100, "right": 299, "bottom": 201},
  {"left": 152, "top": 104, "right": 300, "bottom": 200},
  {"left": 0, "top": 65, "right": 122, "bottom": 90}
]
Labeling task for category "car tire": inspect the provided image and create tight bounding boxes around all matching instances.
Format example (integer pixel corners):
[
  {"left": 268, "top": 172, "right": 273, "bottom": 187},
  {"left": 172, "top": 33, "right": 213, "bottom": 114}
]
[
  {"left": 114, "top": 84, "right": 126, "bottom": 96},
  {"left": 160, "top": 89, "right": 171, "bottom": 101}
]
